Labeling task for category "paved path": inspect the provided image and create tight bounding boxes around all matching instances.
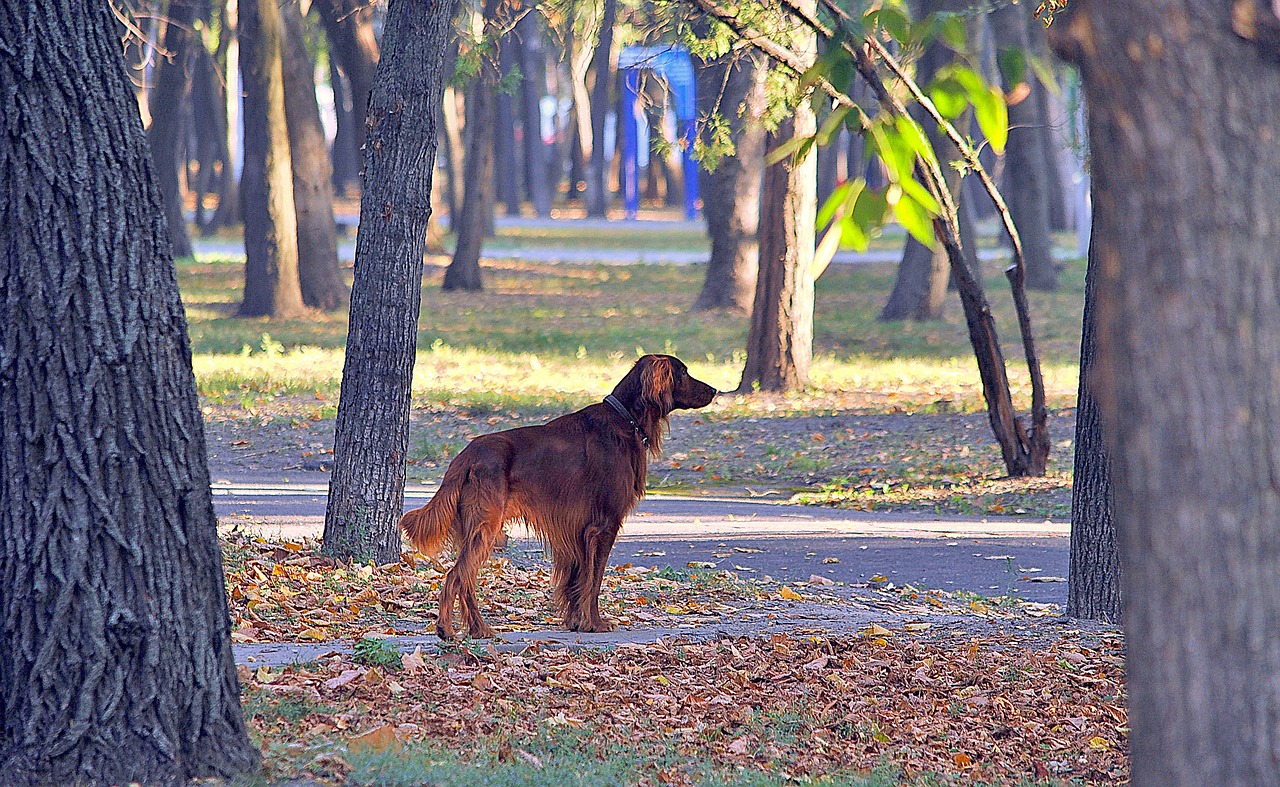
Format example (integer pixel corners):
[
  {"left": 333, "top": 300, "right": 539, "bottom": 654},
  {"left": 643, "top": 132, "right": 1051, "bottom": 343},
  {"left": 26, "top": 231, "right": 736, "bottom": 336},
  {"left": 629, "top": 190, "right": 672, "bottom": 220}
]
[{"left": 215, "top": 481, "right": 1069, "bottom": 604}]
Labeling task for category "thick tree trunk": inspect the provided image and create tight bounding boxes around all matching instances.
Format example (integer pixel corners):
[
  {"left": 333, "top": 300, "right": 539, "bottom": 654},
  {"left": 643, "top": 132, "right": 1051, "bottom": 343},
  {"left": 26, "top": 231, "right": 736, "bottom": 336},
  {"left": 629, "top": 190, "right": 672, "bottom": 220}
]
[
  {"left": 324, "top": 0, "right": 457, "bottom": 562},
  {"left": 238, "top": 0, "right": 305, "bottom": 317},
  {"left": 1052, "top": 3, "right": 1280, "bottom": 784},
  {"left": 583, "top": 0, "right": 616, "bottom": 217},
  {"left": 148, "top": 0, "right": 197, "bottom": 258},
  {"left": 0, "top": 2, "right": 258, "bottom": 783},
  {"left": 280, "top": 0, "right": 347, "bottom": 311},
  {"left": 991, "top": 1, "right": 1058, "bottom": 291},
  {"left": 1067, "top": 225, "right": 1120, "bottom": 623},
  {"left": 737, "top": 111, "right": 817, "bottom": 393},
  {"left": 313, "top": 0, "right": 379, "bottom": 187},
  {"left": 515, "top": 14, "right": 553, "bottom": 217},
  {"left": 444, "top": 0, "right": 505, "bottom": 292},
  {"left": 693, "top": 51, "right": 766, "bottom": 313}
]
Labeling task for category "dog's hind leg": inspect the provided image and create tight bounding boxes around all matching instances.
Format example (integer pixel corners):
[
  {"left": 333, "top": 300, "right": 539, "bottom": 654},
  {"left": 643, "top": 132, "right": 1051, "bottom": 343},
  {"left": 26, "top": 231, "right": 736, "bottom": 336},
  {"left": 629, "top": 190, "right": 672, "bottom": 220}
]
[{"left": 439, "top": 459, "right": 507, "bottom": 640}]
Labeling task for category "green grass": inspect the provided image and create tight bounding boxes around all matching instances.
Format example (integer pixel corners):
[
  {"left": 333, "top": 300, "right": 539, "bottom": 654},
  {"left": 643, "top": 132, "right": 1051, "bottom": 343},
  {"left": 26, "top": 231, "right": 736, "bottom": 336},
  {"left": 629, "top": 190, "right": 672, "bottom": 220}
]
[{"left": 182, "top": 251, "right": 1085, "bottom": 417}]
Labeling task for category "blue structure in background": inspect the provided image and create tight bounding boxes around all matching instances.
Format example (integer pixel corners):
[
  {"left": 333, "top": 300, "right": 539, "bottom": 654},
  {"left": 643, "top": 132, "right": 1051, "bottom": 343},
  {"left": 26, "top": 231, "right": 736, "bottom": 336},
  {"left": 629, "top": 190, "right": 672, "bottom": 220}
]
[{"left": 617, "top": 46, "right": 700, "bottom": 220}]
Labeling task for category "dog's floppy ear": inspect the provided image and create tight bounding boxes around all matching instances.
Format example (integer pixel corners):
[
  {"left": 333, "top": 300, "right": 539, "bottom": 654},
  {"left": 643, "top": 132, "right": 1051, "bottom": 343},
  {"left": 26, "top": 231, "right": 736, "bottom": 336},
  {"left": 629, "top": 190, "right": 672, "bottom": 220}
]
[{"left": 638, "top": 355, "right": 674, "bottom": 414}]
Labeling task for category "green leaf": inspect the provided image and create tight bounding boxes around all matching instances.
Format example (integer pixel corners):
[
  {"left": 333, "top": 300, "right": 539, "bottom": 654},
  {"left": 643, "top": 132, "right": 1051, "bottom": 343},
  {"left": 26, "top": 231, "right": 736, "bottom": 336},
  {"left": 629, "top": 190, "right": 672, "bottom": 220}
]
[
  {"left": 866, "top": 6, "right": 911, "bottom": 43},
  {"left": 997, "top": 46, "right": 1027, "bottom": 86},
  {"left": 765, "top": 134, "right": 815, "bottom": 166},
  {"left": 839, "top": 215, "right": 870, "bottom": 252},
  {"left": 816, "top": 177, "right": 864, "bottom": 229},
  {"left": 816, "top": 105, "right": 852, "bottom": 146},
  {"left": 898, "top": 175, "right": 941, "bottom": 216},
  {"left": 851, "top": 187, "right": 889, "bottom": 236},
  {"left": 938, "top": 13, "right": 968, "bottom": 50},
  {"left": 971, "top": 86, "right": 1008, "bottom": 154},
  {"left": 894, "top": 115, "right": 938, "bottom": 170},
  {"left": 927, "top": 76, "right": 968, "bottom": 120},
  {"left": 890, "top": 189, "right": 936, "bottom": 246}
]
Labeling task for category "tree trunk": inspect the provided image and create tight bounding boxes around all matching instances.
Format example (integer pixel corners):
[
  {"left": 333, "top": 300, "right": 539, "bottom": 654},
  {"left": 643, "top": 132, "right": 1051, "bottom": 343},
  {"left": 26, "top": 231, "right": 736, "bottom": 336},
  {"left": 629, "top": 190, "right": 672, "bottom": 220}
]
[
  {"left": 440, "top": 80, "right": 466, "bottom": 223},
  {"left": 209, "top": 6, "right": 242, "bottom": 232},
  {"left": 0, "top": 2, "right": 259, "bottom": 783},
  {"left": 495, "top": 37, "right": 522, "bottom": 216},
  {"left": 190, "top": 40, "right": 227, "bottom": 234},
  {"left": 444, "top": 0, "right": 506, "bottom": 292},
  {"left": 693, "top": 50, "right": 766, "bottom": 313},
  {"left": 1023, "top": 12, "right": 1070, "bottom": 232},
  {"left": 313, "top": 0, "right": 379, "bottom": 187},
  {"left": 328, "top": 57, "right": 359, "bottom": 194},
  {"left": 991, "top": 1, "right": 1058, "bottom": 291},
  {"left": 881, "top": 0, "right": 970, "bottom": 321},
  {"left": 324, "top": 0, "right": 458, "bottom": 562},
  {"left": 583, "top": 0, "right": 617, "bottom": 217},
  {"left": 516, "top": 13, "right": 553, "bottom": 217},
  {"left": 238, "top": 0, "right": 305, "bottom": 317},
  {"left": 737, "top": 111, "right": 817, "bottom": 393},
  {"left": 280, "top": 0, "right": 347, "bottom": 311},
  {"left": 1052, "top": 2, "right": 1280, "bottom": 783},
  {"left": 148, "top": 0, "right": 197, "bottom": 258},
  {"left": 1066, "top": 223, "right": 1120, "bottom": 623}
]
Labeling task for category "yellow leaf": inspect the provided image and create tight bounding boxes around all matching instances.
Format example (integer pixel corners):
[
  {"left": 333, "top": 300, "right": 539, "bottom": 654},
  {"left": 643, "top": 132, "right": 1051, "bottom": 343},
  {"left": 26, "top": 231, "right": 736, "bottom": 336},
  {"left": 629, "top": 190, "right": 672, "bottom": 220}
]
[
  {"left": 299, "top": 627, "right": 327, "bottom": 641},
  {"left": 779, "top": 586, "right": 804, "bottom": 601},
  {"left": 861, "top": 623, "right": 893, "bottom": 638},
  {"left": 255, "top": 666, "right": 277, "bottom": 684},
  {"left": 663, "top": 605, "right": 687, "bottom": 615},
  {"left": 1089, "top": 736, "right": 1111, "bottom": 751},
  {"left": 654, "top": 675, "right": 670, "bottom": 686},
  {"left": 870, "top": 574, "right": 888, "bottom": 582}
]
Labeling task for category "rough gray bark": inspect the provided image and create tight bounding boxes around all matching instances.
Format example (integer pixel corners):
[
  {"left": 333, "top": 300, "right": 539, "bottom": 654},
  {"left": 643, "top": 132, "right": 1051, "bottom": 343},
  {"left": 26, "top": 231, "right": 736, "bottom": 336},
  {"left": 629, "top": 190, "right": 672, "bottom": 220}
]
[
  {"left": 147, "top": 0, "right": 197, "bottom": 258},
  {"left": 238, "top": 0, "right": 305, "bottom": 317},
  {"left": 324, "top": 0, "right": 458, "bottom": 562},
  {"left": 693, "top": 51, "right": 766, "bottom": 313},
  {"left": 737, "top": 111, "right": 817, "bottom": 393},
  {"left": 495, "top": 37, "right": 522, "bottom": 216},
  {"left": 991, "top": 0, "right": 1058, "bottom": 291},
  {"left": 0, "top": 1, "right": 259, "bottom": 782},
  {"left": 583, "top": 0, "right": 617, "bottom": 217},
  {"left": 1067, "top": 225, "right": 1120, "bottom": 623},
  {"left": 280, "top": 0, "right": 347, "bottom": 311},
  {"left": 313, "top": 0, "right": 379, "bottom": 186},
  {"left": 1052, "top": 2, "right": 1280, "bottom": 783}
]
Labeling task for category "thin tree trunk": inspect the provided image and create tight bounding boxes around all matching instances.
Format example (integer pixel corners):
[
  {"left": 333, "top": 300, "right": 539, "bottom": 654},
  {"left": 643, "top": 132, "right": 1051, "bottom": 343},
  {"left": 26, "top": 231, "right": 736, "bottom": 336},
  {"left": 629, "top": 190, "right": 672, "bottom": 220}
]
[
  {"left": 1067, "top": 222, "right": 1120, "bottom": 623},
  {"left": 0, "top": 2, "right": 259, "bottom": 782},
  {"left": 583, "top": 0, "right": 616, "bottom": 217},
  {"left": 516, "top": 13, "right": 552, "bottom": 217},
  {"left": 313, "top": 0, "right": 379, "bottom": 186},
  {"left": 148, "top": 0, "right": 197, "bottom": 258},
  {"left": 991, "top": 0, "right": 1058, "bottom": 291},
  {"left": 209, "top": 5, "right": 241, "bottom": 231},
  {"left": 495, "top": 37, "right": 521, "bottom": 215},
  {"left": 444, "top": 0, "right": 505, "bottom": 292},
  {"left": 324, "top": 0, "right": 458, "bottom": 562},
  {"left": 190, "top": 39, "right": 226, "bottom": 233},
  {"left": 693, "top": 50, "right": 765, "bottom": 313},
  {"left": 328, "top": 57, "right": 359, "bottom": 194},
  {"left": 1024, "top": 12, "right": 1070, "bottom": 232},
  {"left": 440, "top": 81, "right": 466, "bottom": 224},
  {"left": 1054, "top": 3, "right": 1280, "bottom": 783},
  {"left": 238, "top": 0, "right": 305, "bottom": 317},
  {"left": 280, "top": 0, "right": 346, "bottom": 311},
  {"left": 737, "top": 111, "right": 817, "bottom": 393},
  {"left": 880, "top": 0, "right": 968, "bottom": 321}
]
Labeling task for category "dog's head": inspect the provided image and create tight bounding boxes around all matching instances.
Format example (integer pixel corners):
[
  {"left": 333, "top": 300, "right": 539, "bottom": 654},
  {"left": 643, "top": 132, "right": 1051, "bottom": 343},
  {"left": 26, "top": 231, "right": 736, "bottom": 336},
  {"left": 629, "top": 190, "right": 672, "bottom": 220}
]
[{"left": 615, "top": 354, "right": 718, "bottom": 415}]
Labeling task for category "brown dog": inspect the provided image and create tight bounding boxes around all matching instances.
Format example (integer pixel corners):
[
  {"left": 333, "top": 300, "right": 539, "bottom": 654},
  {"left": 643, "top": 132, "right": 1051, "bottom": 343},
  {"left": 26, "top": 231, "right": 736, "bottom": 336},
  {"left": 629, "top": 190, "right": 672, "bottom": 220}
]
[{"left": 399, "top": 354, "right": 717, "bottom": 639}]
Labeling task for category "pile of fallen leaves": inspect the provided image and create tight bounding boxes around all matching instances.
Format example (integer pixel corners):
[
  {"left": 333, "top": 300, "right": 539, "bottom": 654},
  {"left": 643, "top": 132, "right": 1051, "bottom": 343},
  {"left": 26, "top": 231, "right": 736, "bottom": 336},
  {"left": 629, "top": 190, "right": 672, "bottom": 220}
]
[
  {"left": 241, "top": 632, "right": 1127, "bottom": 785},
  {"left": 222, "top": 531, "right": 768, "bottom": 643}
]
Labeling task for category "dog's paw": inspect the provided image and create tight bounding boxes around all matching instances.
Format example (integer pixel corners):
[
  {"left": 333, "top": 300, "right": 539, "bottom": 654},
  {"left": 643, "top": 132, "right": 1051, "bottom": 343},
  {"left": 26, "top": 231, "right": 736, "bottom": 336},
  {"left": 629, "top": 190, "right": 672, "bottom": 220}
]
[
  {"left": 580, "top": 616, "right": 618, "bottom": 633},
  {"left": 436, "top": 622, "right": 457, "bottom": 640},
  {"left": 468, "top": 623, "right": 497, "bottom": 640}
]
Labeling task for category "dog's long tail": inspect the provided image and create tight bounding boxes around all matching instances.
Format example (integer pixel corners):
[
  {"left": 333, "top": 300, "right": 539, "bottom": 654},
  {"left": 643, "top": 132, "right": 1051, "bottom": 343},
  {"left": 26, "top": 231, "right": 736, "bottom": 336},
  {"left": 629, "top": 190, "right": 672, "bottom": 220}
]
[{"left": 399, "top": 461, "right": 466, "bottom": 556}]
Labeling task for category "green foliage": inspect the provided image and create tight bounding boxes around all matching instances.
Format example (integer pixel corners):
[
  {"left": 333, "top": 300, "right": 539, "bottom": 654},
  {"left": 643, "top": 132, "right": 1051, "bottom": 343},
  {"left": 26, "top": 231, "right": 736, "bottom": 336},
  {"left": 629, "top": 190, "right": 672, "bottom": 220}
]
[{"left": 352, "top": 636, "right": 402, "bottom": 669}]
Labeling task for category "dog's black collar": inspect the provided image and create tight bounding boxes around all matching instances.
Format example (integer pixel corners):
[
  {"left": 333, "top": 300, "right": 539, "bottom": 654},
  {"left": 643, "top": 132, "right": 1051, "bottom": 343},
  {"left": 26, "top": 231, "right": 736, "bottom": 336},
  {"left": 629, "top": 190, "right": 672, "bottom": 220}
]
[{"left": 604, "top": 394, "right": 649, "bottom": 447}]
